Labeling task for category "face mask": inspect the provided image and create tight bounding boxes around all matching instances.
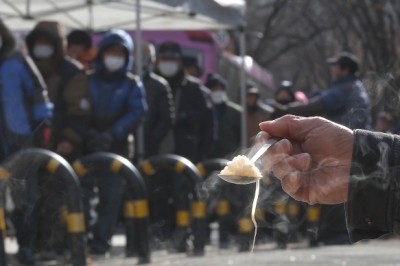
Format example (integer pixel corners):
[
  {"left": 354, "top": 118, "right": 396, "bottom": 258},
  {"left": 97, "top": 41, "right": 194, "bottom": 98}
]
[
  {"left": 104, "top": 56, "right": 125, "bottom": 72},
  {"left": 158, "top": 61, "right": 179, "bottom": 77},
  {"left": 33, "top": 45, "right": 54, "bottom": 59},
  {"left": 211, "top": 91, "right": 227, "bottom": 105}
]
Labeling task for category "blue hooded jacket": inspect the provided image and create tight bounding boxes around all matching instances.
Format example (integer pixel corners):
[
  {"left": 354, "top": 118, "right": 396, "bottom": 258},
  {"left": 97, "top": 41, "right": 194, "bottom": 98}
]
[
  {"left": 0, "top": 20, "right": 53, "bottom": 158},
  {"left": 88, "top": 29, "right": 147, "bottom": 140}
]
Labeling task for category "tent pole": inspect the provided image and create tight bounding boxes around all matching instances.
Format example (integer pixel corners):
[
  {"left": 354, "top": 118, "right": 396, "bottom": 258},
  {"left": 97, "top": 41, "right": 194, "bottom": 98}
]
[
  {"left": 135, "top": 0, "right": 145, "bottom": 163},
  {"left": 239, "top": 28, "right": 247, "bottom": 150},
  {"left": 26, "top": 0, "right": 31, "bottom": 18}
]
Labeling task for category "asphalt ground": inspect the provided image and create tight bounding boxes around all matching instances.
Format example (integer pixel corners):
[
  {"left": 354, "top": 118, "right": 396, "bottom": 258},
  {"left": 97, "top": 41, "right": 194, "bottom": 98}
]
[{"left": 5, "top": 233, "right": 400, "bottom": 265}]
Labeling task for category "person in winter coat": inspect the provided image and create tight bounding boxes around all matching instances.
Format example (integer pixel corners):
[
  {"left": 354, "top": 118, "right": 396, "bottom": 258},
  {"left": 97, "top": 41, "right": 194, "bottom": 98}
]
[
  {"left": 26, "top": 21, "right": 92, "bottom": 162},
  {"left": 135, "top": 42, "right": 174, "bottom": 158},
  {"left": 260, "top": 115, "right": 400, "bottom": 243},
  {"left": 25, "top": 21, "right": 92, "bottom": 259},
  {"left": 271, "top": 52, "right": 370, "bottom": 130},
  {"left": 82, "top": 29, "right": 147, "bottom": 255},
  {"left": 0, "top": 19, "right": 53, "bottom": 265},
  {"left": 155, "top": 41, "right": 216, "bottom": 162},
  {"left": 206, "top": 73, "right": 242, "bottom": 158},
  {"left": 67, "top": 29, "right": 97, "bottom": 71}
]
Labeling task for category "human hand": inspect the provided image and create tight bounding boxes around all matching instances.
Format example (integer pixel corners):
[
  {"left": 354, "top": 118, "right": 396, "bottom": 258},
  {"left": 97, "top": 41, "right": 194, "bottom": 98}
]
[
  {"left": 86, "top": 130, "right": 114, "bottom": 152},
  {"left": 56, "top": 141, "right": 74, "bottom": 155},
  {"left": 259, "top": 115, "right": 354, "bottom": 205}
]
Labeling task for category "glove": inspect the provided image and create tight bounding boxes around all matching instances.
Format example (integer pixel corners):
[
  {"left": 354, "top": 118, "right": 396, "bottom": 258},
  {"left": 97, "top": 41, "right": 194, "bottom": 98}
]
[
  {"left": 98, "top": 131, "right": 114, "bottom": 151},
  {"left": 86, "top": 129, "right": 114, "bottom": 152}
]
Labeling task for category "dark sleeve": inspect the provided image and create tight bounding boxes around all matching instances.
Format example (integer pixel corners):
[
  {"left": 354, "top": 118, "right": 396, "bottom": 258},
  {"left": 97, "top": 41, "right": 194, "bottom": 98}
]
[
  {"left": 198, "top": 89, "right": 217, "bottom": 159},
  {"left": 175, "top": 86, "right": 206, "bottom": 124},
  {"left": 149, "top": 82, "right": 174, "bottom": 148},
  {"left": 320, "top": 86, "right": 347, "bottom": 113},
  {"left": 287, "top": 98, "right": 325, "bottom": 116},
  {"left": 112, "top": 80, "right": 147, "bottom": 139},
  {"left": 345, "top": 130, "right": 400, "bottom": 242},
  {"left": 62, "top": 72, "right": 92, "bottom": 144}
]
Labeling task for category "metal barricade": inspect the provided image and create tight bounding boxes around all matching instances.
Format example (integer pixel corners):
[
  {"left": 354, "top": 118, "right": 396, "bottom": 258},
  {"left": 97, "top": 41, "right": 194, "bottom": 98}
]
[
  {"left": 306, "top": 204, "right": 321, "bottom": 247},
  {"left": 196, "top": 159, "right": 230, "bottom": 248},
  {"left": 72, "top": 152, "right": 150, "bottom": 264},
  {"left": 139, "top": 154, "right": 206, "bottom": 256},
  {"left": 0, "top": 148, "right": 86, "bottom": 266}
]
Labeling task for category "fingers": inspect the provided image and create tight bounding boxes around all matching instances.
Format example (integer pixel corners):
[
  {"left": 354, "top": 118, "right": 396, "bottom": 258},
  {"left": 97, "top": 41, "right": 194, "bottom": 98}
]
[
  {"left": 261, "top": 139, "right": 293, "bottom": 170},
  {"left": 274, "top": 153, "right": 312, "bottom": 202},
  {"left": 259, "top": 115, "right": 323, "bottom": 142},
  {"left": 272, "top": 153, "right": 311, "bottom": 181}
]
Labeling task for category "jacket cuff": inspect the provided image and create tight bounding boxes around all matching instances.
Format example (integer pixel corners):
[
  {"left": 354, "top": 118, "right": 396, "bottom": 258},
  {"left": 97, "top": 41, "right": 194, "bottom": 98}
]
[{"left": 346, "top": 130, "right": 400, "bottom": 242}]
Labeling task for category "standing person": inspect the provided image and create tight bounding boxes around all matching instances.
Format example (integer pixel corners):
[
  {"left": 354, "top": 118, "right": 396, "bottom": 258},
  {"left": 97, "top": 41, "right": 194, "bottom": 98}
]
[
  {"left": 155, "top": 41, "right": 215, "bottom": 162},
  {"left": 246, "top": 84, "right": 274, "bottom": 147},
  {"left": 272, "top": 52, "right": 370, "bottom": 129},
  {"left": 26, "top": 21, "right": 92, "bottom": 161},
  {"left": 274, "top": 81, "right": 296, "bottom": 105},
  {"left": 25, "top": 21, "right": 92, "bottom": 257},
  {"left": 67, "top": 29, "right": 97, "bottom": 71},
  {"left": 206, "top": 73, "right": 242, "bottom": 158},
  {"left": 183, "top": 56, "right": 202, "bottom": 78},
  {"left": 83, "top": 29, "right": 147, "bottom": 255},
  {"left": 135, "top": 42, "right": 174, "bottom": 158},
  {"left": 271, "top": 52, "right": 371, "bottom": 245},
  {"left": 0, "top": 19, "right": 53, "bottom": 265}
]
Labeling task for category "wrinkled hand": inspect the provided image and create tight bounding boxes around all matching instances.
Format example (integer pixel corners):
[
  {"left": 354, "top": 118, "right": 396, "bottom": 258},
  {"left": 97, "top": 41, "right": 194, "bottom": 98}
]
[
  {"left": 56, "top": 141, "right": 74, "bottom": 155},
  {"left": 259, "top": 115, "right": 354, "bottom": 205}
]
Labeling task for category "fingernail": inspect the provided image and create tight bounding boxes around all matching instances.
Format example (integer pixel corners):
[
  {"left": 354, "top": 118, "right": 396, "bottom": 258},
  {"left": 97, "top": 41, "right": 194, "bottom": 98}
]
[
  {"left": 278, "top": 139, "right": 291, "bottom": 153},
  {"left": 299, "top": 153, "right": 311, "bottom": 169}
]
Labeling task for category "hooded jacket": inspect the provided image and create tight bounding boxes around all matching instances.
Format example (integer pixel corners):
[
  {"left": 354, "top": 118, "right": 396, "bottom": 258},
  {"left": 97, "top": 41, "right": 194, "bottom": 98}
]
[
  {"left": 87, "top": 29, "right": 147, "bottom": 155},
  {"left": 0, "top": 20, "right": 53, "bottom": 159},
  {"left": 26, "top": 21, "right": 91, "bottom": 152}
]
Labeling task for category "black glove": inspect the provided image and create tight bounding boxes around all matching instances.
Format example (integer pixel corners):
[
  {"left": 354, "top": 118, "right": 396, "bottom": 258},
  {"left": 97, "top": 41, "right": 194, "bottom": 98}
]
[{"left": 86, "top": 129, "right": 114, "bottom": 152}]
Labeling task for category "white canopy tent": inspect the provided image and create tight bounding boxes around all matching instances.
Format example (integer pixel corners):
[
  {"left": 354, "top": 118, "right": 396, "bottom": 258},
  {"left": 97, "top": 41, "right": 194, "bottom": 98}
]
[
  {"left": 0, "top": 0, "right": 238, "bottom": 31},
  {"left": 0, "top": 0, "right": 249, "bottom": 154}
]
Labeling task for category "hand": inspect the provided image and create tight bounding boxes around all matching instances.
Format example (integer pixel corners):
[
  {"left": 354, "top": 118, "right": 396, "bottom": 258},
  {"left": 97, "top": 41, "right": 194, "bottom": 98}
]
[
  {"left": 56, "top": 141, "right": 74, "bottom": 155},
  {"left": 86, "top": 130, "right": 114, "bottom": 152},
  {"left": 259, "top": 115, "right": 354, "bottom": 205}
]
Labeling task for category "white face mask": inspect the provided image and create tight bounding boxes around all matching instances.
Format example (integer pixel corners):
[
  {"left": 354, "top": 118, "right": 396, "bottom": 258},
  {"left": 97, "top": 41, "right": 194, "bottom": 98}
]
[
  {"left": 104, "top": 56, "right": 125, "bottom": 72},
  {"left": 33, "top": 45, "right": 54, "bottom": 59},
  {"left": 158, "top": 61, "right": 179, "bottom": 77},
  {"left": 211, "top": 91, "right": 227, "bottom": 105}
]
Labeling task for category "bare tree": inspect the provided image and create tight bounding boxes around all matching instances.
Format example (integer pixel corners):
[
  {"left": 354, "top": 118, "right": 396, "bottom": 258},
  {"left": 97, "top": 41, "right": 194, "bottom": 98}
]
[{"left": 245, "top": 0, "right": 400, "bottom": 105}]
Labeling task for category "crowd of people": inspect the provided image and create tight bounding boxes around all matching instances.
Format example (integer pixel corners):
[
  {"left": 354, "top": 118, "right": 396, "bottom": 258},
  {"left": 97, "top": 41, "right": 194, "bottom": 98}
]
[{"left": 1, "top": 17, "right": 399, "bottom": 265}]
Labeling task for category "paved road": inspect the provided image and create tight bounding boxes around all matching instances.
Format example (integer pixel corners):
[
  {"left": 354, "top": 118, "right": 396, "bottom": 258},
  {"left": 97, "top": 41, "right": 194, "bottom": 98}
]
[{"left": 6, "top": 235, "right": 400, "bottom": 265}]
